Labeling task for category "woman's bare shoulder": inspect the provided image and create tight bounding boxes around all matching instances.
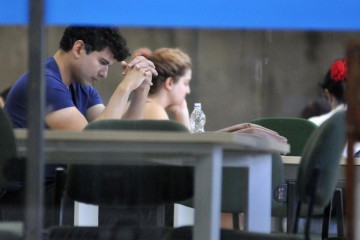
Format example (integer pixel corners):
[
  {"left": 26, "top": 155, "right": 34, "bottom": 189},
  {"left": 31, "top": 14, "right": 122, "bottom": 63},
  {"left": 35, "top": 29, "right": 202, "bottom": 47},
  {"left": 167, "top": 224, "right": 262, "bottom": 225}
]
[{"left": 144, "top": 101, "right": 169, "bottom": 120}]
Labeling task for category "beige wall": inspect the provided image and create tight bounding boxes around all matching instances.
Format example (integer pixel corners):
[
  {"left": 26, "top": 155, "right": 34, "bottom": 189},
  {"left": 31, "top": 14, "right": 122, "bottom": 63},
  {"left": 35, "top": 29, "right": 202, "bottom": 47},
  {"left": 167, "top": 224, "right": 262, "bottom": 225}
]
[{"left": 1, "top": 26, "right": 359, "bottom": 130}]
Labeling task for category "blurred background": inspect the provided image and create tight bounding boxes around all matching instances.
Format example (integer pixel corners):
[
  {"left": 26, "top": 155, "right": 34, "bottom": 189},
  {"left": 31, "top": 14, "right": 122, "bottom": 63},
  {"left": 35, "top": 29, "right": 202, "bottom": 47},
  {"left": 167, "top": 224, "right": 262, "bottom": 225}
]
[{"left": 1, "top": 26, "right": 359, "bottom": 130}]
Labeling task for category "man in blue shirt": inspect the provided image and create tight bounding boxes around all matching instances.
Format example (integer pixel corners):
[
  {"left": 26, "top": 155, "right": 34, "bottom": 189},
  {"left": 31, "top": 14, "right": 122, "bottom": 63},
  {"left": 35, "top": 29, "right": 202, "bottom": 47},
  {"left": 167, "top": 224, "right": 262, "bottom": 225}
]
[
  {"left": 2, "top": 26, "right": 157, "bottom": 227},
  {"left": 5, "top": 26, "right": 156, "bottom": 130}
]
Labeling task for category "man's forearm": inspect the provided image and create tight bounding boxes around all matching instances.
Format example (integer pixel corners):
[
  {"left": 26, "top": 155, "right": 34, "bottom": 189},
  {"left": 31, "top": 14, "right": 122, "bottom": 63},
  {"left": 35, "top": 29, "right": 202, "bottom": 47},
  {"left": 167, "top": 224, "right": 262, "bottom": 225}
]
[
  {"left": 122, "top": 86, "right": 149, "bottom": 119},
  {"left": 97, "top": 84, "right": 132, "bottom": 120}
]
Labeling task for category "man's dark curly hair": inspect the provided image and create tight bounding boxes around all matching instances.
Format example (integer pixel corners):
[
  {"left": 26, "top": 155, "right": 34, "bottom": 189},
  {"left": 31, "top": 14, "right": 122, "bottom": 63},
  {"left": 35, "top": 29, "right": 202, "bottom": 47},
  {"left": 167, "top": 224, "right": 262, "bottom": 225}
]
[{"left": 59, "top": 26, "right": 130, "bottom": 61}]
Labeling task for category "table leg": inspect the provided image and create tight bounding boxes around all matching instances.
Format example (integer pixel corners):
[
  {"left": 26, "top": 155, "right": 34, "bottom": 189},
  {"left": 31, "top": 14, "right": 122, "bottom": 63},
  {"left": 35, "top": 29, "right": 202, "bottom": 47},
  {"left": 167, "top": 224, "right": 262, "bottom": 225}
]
[
  {"left": 74, "top": 202, "right": 99, "bottom": 226},
  {"left": 173, "top": 204, "right": 194, "bottom": 227},
  {"left": 244, "top": 153, "right": 272, "bottom": 232},
  {"left": 355, "top": 171, "right": 360, "bottom": 239},
  {"left": 193, "top": 146, "right": 223, "bottom": 240}
]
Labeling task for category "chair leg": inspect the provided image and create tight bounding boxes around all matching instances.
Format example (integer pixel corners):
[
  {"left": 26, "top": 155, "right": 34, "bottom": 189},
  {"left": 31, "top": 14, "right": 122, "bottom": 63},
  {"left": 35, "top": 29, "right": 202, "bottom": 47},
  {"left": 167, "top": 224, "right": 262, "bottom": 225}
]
[
  {"left": 321, "top": 187, "right": 345, "bottom": 239},
  {"left": 304, "top": 168, "right": 320, "bottom": 240},
  {"left": 321, "top": 199, "right": 332, "bottom": 239},
  {"left": 305, "top": 202, "right": 314, "bottom": 240},
  {"left": 287, "top": 181, "right": 297, "bottom": 233},
  {"left": 293, "top": 201, "right": 301, "bottom": 234},
  {"left": 156, "top": 205, "right": 165, "bottom": 226},
  {"left": 164, "top": 204, "right": 174, "bottom": 227},
  {"left": 333, "top": 188, "right": 345, "bottom": 238},
  {"left": 232, "top": 213, "right": 239, "bottom": 230},
  {"left": 52, "top": 167, "right": 67, "bottom": 226}
]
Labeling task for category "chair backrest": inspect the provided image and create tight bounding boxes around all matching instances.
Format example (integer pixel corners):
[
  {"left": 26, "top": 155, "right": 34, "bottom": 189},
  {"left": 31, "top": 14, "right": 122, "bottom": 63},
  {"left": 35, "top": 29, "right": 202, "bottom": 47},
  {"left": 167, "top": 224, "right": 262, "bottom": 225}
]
[
  {"left": 66, "top": 119, "right": 193, "bottom": 207},
  {"left": 296, "top": 110, "right": 346, "bottom": 208},
  {"left": 251, "top": 117, "right": 318, "bottom": 156},
  {"left": 0, "top": 108, "right": 23, "bottom": 190}
]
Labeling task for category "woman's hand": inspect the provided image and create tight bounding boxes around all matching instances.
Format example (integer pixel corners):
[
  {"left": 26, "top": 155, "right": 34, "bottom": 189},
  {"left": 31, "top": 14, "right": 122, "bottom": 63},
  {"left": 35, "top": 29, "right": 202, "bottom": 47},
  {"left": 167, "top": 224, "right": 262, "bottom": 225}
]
[
  {"left": 166, "top": 100, "right": 191, "bottom": 130},
  {"left": 167, "top": 99, "right": 189, "bottom": 116}
]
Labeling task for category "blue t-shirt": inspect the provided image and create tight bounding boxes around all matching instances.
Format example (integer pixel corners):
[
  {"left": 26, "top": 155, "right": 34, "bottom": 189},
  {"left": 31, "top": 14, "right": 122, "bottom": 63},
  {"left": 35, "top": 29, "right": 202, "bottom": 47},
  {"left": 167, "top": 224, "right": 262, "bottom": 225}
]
[
  {"left": 5, "top": 56, "right": 103, "bottom": 128},
  {"left": 4, "top": 57, "right": 103, "bottom": 180}
]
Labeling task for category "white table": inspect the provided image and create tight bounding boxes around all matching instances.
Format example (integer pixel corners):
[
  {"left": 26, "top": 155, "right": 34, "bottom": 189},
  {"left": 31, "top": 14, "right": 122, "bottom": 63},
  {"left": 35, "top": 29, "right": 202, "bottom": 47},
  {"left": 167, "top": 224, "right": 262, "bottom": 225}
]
[
  {"left": 15, "top": 129, "right": 289, "bottom": 240},
  {"left": 282, "top": 155, "right": 360, "bottom": 180}
]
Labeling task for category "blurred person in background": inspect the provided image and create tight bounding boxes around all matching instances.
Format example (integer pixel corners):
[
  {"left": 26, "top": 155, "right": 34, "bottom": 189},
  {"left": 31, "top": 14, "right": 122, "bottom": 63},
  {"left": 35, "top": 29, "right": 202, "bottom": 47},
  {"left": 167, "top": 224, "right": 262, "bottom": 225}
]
[
  {"left": 308, "top": 59, "right": 347, "bottom": 125},
  {"left": 299, "top": 98, "right": 331, "bottom": 119}
]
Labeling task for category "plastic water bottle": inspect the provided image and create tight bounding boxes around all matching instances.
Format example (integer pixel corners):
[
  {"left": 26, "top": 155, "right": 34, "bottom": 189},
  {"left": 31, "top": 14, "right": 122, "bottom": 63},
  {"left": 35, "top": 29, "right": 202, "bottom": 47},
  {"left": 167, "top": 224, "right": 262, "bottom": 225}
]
[{"left": 190, "top": 103, "right": 206, "bottom": 133}]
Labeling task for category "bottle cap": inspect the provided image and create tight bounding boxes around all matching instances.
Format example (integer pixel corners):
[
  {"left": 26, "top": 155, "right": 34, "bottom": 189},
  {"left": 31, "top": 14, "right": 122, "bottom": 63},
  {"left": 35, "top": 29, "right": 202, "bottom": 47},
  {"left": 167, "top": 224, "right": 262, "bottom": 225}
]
[{"left": 194, "top": 103, "right": 201, "bottom": 107}]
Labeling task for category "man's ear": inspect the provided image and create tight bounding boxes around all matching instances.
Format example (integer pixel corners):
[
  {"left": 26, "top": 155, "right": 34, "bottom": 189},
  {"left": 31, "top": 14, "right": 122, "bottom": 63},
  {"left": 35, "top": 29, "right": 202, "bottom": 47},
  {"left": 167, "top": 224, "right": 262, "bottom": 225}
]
[
  {"left": 72, "top": 40, "right": 85, "bottom": 58},
  {"left": 164, "top": 77, "right": 173, "bottom": 91}
]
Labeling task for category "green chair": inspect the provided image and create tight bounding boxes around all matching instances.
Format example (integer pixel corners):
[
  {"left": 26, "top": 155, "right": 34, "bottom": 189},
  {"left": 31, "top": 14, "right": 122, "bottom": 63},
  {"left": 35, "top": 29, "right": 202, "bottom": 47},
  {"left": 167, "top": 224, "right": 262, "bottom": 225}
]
[
  {"left": 293, "top": 111, "right": 346, "bottom": 239},
  {"left": 0, "top": 108, "right": 24, "bottom": 239},
  {"left": 47, "top": 119, "right": 193, "bottom": 240},
  {"left": 250, "top": 117, "right": 318, "bottom": 156},
  {"left": 250, "top": 117, "right": 345, "bottom": 238},
  {"left": 166, "top": 110, "right": 346, "bottom": 240}
]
